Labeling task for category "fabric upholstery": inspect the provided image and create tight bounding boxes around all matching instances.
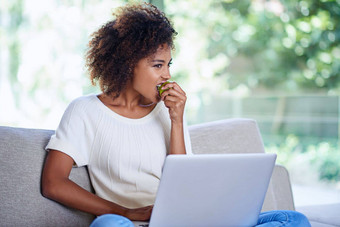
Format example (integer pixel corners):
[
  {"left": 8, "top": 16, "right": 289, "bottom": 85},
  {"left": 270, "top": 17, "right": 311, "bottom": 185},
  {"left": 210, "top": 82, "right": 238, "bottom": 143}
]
[
  {"left": 189, "top": 118, "right": 265, "bottom": 154},
  {"left": 309, "top": 221, "right": 338, "bottom": 227},
  {"left": 264, "top": 165, "right": 295, "bottom": 211},
  {"left": 0, "top": 126, "right": 95, "bottom": 227},
  {"left": 297, "top": 203, "right": 340, "bottom": 227}
]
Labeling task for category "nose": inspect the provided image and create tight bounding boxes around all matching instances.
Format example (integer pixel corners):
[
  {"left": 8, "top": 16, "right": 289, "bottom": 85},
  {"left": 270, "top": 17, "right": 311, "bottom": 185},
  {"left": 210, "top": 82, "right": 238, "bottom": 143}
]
[{"left": 162, "top": 67, "right": 171, "bottom": 80}]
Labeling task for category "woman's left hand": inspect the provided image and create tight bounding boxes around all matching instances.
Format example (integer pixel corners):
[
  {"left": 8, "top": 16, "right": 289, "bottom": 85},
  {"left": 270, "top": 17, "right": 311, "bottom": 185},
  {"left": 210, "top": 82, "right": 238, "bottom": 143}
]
[{"left": 160, "top": 81, "right": 187, "bottom": 124}]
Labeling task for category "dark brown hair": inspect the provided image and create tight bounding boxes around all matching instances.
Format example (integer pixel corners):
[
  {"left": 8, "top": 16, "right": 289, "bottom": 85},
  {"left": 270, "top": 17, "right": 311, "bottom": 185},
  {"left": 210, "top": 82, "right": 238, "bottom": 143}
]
[{"left": 85, "top": 2, "right": 177, "bottom": 98}]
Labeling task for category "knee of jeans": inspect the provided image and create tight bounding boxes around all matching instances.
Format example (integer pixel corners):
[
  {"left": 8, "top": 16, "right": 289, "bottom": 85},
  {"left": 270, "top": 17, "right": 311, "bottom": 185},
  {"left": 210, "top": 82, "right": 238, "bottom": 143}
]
[
  {"left": 276, "top": 210, "right": 311, "bottom": 226},
  {"left": 90, "top": 214, "right": 134, "bottom": 227},
  {"left": 289, "top": 211, "right": 311, "bottom": 226}
]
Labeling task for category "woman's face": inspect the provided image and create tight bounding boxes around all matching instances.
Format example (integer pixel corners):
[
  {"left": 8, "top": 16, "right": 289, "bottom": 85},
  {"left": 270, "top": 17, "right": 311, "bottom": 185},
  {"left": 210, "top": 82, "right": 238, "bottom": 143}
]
[{"left": 132, "top": 44, "right": 172, "bottom": 103}]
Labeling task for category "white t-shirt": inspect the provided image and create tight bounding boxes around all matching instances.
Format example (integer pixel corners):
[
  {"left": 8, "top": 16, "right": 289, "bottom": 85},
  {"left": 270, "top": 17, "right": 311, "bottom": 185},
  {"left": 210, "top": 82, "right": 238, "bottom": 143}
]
[{"left": 46, "top": 94, "right": 192, "bottom": 208}]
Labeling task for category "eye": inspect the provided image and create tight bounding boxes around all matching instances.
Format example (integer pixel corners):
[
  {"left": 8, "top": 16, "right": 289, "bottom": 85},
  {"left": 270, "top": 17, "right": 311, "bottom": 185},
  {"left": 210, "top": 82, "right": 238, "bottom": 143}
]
[
  {"left": 168, "top": 61, "right": 173, "bottom": 67},
  {"left": 153, "top": 64, "right": 163, "bottom": 68}
]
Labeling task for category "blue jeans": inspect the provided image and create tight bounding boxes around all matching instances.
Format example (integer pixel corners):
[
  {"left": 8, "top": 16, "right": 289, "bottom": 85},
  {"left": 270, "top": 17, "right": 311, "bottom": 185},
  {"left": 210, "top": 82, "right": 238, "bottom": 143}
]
[
  {"left": 90, "top": 210, "right": 311, "bottom": 227},
  {"left": 90, "top": 214, "right": 134, "bottom": 227},
  {"left": 257, "top": 210, "right": 311, "bottom": 226}
]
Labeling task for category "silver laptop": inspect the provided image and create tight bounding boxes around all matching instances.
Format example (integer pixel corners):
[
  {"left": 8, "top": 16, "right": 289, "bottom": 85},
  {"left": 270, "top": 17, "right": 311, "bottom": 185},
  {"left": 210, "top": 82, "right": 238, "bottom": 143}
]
[{"left": 134, "top": 153, "right": 276, "bottom": 227}]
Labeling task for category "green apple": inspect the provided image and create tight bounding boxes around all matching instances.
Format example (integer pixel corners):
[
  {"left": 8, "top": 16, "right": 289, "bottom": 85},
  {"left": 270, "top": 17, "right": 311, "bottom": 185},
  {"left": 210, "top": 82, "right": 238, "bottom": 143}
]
[{"left": 157, "top": 81, "right": 171, "bottom": 96}]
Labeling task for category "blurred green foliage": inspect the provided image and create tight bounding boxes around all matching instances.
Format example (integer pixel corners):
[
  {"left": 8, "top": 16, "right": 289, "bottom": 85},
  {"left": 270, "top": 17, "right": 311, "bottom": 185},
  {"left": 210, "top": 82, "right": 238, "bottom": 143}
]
[
  {"left": 166, "top": 0, "right": 340, "bottom": 94},
  {"left": 266, "top": 135, "right": 340, "bottom": 182},
  {"left": 164, "top": 0, "right": 340, "bottom": 184}
]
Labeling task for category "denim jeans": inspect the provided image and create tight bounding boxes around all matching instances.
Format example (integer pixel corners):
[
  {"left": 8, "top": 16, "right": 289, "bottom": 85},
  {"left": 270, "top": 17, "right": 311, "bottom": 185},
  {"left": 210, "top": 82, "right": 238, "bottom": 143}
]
[
  {"left": 90, "top": 210, "right": 311, "bottom": 227},
  {"left": 257, "top": 210, "right": 311, "bottom": 226}
]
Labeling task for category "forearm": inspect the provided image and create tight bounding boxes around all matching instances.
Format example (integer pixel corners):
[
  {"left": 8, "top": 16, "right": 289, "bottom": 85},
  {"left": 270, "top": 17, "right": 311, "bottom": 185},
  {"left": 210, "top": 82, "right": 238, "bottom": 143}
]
[
  {"left": 169, "top": 121, "right": 186, "bottom": 155},
  {"left": 42, "top": 150, "right": 152, "bottom": 221},
  {"left": 161, "top": 81, "right": 187, "bottom": 155},
  {"left": 42, "top": 149, "right": 127, "bottom": 217},
  {"left": 43, "top": 177, "right": 127, "bottom": 216}
]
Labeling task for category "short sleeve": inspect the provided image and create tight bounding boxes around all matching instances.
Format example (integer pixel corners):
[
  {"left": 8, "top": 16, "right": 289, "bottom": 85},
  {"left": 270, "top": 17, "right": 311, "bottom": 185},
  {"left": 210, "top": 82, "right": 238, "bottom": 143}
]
[{"left": 45, "top": 99, "right": 92, "bottom": 167}]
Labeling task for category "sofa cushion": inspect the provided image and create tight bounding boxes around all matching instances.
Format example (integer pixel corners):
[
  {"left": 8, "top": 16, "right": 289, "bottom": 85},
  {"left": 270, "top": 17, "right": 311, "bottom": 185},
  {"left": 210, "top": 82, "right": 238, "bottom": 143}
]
[
  {"left": 189, "top": 118, "right": 265, "bottom": 154},
  {"left": 297, "top": 203, "right": 340, "bottom": 227},
  {"left": 309, "top": 221, "right": 338, "bottom": 227},
  {"left": 0, "top": 126, "right": 95, "bottom": 227}
]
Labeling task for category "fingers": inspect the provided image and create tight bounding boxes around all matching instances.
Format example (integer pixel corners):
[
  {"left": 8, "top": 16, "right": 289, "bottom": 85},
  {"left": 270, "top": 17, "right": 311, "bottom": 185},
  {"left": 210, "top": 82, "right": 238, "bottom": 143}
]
[
  {"left": 127, "top": 205, "right": 153, "bottom": 221},
  {"left": 160, "top": 82, "right": 186, "bottom": 101},
  {"left": 160, "top": 82, "right": 187, "bottom": 123},
  {"left": 163, "top": 95, "right": 186, "bottom": 108},
  {"left": 134, "top": 205, "right": 153, "bottom": 214},
  {"left": 161, "top": 89, "right": 185, "bottom": 102},
  {"left": 161, "top": 85, "right": 187, "bottom": 106},
  {"left": 161, "top": 81, "right": 186, "bottom": 97}
]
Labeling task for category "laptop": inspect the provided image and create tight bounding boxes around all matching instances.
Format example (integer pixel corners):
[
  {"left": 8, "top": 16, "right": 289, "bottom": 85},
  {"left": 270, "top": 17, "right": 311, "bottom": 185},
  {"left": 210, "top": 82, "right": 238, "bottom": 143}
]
[{"left": 134, "top": 153, "right": 276, "bottom": 227}]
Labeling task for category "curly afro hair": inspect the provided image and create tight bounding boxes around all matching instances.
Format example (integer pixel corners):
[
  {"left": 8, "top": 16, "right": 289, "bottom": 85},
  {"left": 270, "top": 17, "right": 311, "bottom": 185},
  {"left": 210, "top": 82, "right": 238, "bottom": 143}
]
[{"left": 85, "top": 2, "right": 177, "bottom": 98}]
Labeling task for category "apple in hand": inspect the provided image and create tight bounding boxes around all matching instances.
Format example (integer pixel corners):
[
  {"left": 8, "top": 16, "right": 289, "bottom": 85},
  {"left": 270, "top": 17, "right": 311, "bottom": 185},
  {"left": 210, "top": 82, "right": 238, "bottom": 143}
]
[{"left": 157, "top": 81, "right": 171, "bottom": 96}]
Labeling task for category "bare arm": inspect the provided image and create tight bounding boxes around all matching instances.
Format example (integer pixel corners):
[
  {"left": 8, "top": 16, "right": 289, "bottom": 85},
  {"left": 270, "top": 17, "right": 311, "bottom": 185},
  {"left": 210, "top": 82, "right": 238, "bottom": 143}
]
[
  {"left": 161, "top": 82, "right": 187, "bottom": 155},
  {"left": 169, "top": 121, "right": 186, "bottom": 154},
  {"left": 41, "top": 149, "right": 153, "bottom": 220}
]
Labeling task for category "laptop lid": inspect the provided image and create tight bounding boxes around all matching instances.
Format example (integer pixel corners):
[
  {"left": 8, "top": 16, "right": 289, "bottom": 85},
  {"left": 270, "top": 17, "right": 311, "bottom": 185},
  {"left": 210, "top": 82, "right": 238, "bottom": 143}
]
[{"left": 148, "top": 153, "right": 276, "bottom": 227}]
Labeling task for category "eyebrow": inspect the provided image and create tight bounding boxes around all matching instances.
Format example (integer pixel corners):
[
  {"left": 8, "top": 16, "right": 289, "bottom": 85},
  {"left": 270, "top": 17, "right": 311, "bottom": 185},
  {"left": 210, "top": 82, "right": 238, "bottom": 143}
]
[{"left": 151, "top": 58, "right": 173, "bottom": 63}]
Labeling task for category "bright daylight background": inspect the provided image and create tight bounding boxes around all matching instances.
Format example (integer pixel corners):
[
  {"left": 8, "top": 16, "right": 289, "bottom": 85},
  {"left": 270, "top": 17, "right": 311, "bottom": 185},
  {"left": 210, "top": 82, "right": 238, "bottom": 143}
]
[{"left": 1, "top": 0, "right": 339, "bottom": 207}]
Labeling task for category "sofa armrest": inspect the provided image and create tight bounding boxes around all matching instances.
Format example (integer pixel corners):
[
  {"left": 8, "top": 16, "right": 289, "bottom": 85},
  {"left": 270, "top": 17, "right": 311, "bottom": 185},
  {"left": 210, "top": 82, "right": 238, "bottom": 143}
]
[{"left": 262, "top": 164, "right": 295, "bottom": 211}]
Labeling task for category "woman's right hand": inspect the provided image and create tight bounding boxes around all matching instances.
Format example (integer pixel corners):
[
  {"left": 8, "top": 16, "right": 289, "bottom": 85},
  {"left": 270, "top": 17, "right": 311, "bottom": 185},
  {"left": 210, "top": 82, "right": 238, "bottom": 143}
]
[{"left": 124, "top": 205, "right": 153, "bottom": 221}]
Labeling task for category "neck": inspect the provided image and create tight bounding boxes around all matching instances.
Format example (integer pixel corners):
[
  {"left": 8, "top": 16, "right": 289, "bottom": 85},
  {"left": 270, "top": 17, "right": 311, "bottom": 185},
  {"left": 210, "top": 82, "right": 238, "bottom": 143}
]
[{"left": 102, "top": 86, "right": 153, "bottom": 110}]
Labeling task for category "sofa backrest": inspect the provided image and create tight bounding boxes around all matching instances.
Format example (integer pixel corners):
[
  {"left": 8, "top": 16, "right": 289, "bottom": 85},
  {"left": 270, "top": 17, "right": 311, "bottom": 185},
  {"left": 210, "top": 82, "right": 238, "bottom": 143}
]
[
  {"left": 189, "top": 118, "right": 265, "bottom": 154},
  {"left": 0, "top": 126, "right": 95, "bottom": 227}
]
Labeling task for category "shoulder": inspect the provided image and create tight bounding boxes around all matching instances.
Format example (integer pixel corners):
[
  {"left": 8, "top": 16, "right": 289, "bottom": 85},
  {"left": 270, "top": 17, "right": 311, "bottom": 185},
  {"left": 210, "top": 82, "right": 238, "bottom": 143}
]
[
  {"left": 69, "top": 94, "right": 97, "bottom": 107},
  {"left": 66, "top": 94, "right": 98, "bottom": 113},
  {"left": 62, "top": 94, "right": 99, "bottom": 120}
]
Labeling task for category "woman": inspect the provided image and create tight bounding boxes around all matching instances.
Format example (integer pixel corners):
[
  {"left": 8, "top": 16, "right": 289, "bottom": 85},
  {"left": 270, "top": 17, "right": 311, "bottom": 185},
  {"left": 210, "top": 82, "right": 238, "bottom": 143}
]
[{"left": 42, "top": 2, "right": 310, "bottom": 227}]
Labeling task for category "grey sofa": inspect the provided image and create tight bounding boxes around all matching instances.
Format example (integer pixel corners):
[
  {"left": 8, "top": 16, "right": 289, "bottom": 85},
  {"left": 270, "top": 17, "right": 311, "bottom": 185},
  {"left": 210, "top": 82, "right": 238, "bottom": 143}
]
[{"left": 0, "top": 118, "right": 338, "bottom": 226}]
